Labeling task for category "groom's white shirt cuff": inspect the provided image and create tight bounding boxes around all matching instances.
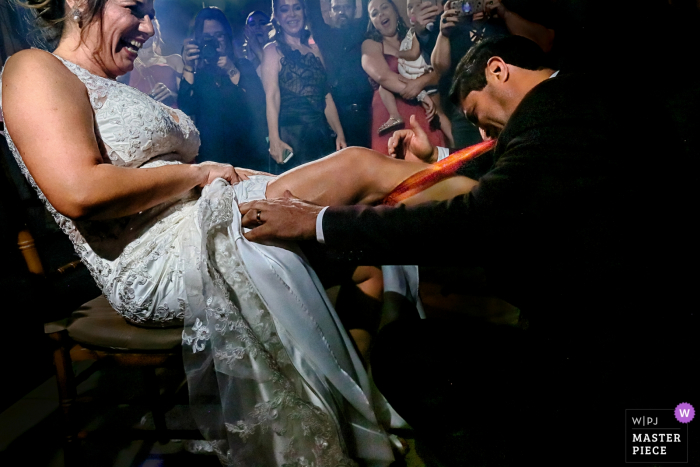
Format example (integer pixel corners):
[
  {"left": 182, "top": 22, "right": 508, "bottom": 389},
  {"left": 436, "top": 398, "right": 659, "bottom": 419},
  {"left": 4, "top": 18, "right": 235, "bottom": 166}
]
[
  {"left": 436, "top": 146, "right": 450, "bottom": 162},
  {"left": 316, "top": 206, "right": 329, "bottom": 244}
]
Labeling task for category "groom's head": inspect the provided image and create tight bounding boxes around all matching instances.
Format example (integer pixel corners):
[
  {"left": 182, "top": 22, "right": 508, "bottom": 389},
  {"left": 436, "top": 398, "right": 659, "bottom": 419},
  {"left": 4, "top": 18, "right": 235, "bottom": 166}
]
[{"left": 450, "top": 35, "right": 554, "bottom": 139}]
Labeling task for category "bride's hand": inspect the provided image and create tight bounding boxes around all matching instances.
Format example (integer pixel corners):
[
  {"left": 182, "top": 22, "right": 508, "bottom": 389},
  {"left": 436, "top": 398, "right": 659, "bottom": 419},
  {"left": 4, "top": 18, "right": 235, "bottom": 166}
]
[{"left": 197, "top": 161, "right": 248, "bottom": 187}]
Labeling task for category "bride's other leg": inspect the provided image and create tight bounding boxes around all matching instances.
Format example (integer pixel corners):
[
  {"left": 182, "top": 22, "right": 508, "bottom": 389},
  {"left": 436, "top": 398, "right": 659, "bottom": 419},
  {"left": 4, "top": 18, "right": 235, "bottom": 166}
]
[
  {"left": 399, "top": 176, "right": 478, "bottom": 206},
  {"left": 265, "top": 147, "right": 429, "bottom": 206},
  {"left": 349, "top": 266, "right": 383, "bottom": 363}
]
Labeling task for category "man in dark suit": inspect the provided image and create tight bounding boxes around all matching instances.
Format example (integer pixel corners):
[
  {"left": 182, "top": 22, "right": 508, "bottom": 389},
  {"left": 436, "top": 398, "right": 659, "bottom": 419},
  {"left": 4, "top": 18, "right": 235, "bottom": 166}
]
[
  {"left": 306, "top": 0, "right": 374, "bottom": 148},
  {"left": 240, "top": 35, "right": 695, "bottom": 465}
]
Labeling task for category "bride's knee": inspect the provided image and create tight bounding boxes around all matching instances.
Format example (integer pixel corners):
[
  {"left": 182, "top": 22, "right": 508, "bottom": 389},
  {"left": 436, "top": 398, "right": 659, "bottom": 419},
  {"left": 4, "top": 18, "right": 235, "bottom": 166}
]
[{"left": 331, "top": 147, "right": 390, "bottom": 174}]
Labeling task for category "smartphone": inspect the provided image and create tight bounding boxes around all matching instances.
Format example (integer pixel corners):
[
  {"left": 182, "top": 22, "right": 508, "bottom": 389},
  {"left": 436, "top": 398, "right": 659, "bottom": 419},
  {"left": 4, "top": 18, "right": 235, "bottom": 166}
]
[
  {"left": 282, "top": 148, "right": 294, "bottom": 164},
  {"left": 451, "top": 0, "right": 485, "bottom": 17}
]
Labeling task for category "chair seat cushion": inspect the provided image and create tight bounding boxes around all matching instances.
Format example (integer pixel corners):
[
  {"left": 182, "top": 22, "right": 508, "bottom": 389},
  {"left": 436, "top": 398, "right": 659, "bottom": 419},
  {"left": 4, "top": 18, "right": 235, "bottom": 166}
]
[{"left": 65, "top": 296, "right": 183, "bottom": 352}]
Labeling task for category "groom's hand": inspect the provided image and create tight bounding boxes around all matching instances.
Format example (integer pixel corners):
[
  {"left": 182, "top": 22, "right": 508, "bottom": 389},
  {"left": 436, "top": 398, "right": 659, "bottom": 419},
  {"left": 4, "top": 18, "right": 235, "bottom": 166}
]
[
  {"left": 240, "top": 191, "right": 323, "bottom": 242},
  {"left": 387, "top": 115, "right": 439, "bottom": 163}
]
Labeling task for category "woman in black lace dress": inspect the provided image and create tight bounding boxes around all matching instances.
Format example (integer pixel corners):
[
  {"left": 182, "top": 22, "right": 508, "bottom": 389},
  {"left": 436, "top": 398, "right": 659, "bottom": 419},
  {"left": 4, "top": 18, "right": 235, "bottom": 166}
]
[{"left": 262, "top": 0, "right": 346, "bottom": 173}]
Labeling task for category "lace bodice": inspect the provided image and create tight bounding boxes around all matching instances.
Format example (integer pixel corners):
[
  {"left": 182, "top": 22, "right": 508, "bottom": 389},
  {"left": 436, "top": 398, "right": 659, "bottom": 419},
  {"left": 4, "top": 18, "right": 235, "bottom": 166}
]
[
  {"left": 0, "top": 52, "right": 201, "bottom": 319},
  {"left": 54, "top": 56, "right": 200, "bottom": 167}
]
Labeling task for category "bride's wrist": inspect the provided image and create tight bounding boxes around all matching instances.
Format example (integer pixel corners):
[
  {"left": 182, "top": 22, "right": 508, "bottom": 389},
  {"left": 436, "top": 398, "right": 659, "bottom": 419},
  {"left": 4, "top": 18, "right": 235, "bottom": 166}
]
[{"left": 193, "top": 164, "right": 210, "bottom": 187}]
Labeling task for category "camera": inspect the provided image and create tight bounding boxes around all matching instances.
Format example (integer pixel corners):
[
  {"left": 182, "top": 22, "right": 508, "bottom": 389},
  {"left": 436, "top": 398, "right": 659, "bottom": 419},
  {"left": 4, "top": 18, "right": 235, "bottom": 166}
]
[
  {"left": 450, "top": 0, "right": 485, "bottom": 18},
  {"left": 195, "top": 37, "right": 221, "bottom": 67}
]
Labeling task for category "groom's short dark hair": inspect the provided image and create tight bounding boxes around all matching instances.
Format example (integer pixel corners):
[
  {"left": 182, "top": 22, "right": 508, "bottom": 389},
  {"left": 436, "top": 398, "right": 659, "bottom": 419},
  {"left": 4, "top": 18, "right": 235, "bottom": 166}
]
[{"left": 450, "top": 35, "right": 549, "bottom": 106}]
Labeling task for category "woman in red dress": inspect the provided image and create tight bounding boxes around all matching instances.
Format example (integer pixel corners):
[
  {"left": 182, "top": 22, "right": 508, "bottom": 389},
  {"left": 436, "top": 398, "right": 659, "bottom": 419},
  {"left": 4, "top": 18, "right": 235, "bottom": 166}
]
[{"left": 362, "top": 0, "right": 444, "bottom": 154}]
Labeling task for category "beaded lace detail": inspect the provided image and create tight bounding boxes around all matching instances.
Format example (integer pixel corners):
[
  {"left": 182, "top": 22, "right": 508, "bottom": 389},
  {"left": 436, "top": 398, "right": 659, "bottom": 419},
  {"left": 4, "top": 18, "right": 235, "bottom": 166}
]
[{"left": 0, "top": 54, "right": 200, "bottom": 324}]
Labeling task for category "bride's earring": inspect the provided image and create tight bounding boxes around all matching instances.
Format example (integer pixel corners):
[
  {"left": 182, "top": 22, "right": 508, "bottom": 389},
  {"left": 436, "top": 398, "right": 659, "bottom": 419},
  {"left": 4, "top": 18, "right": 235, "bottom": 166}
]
[{"left": 71, "top": 7, "right": 83, "bottom": 24}]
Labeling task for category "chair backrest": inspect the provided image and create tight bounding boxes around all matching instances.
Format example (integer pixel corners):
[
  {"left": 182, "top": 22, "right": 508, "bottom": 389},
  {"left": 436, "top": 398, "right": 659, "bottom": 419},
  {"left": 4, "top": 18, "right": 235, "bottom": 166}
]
[
  {"left": 18, "top": 228, "right": 45, "bottom": 276},
  {"left": 1, "top": 129, "right": 101, "bottom": 321}
]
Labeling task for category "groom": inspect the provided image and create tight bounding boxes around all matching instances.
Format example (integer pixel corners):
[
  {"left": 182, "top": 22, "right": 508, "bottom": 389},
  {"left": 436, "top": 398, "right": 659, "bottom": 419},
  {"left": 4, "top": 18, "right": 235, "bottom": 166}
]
[{"left": 241, "top": 36, "right": 694, "bottom": 464}]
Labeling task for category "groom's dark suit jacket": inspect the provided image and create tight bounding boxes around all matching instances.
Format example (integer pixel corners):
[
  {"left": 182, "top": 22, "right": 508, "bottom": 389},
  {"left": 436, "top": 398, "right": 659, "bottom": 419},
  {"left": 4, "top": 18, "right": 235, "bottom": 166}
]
[{"left": 323, "top": 73, "right": 690, "bottom": 350}]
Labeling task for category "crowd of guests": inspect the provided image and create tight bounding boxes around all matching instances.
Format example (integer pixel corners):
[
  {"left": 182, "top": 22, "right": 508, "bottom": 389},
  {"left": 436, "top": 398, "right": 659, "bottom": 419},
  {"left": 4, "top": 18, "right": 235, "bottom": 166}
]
[{"left": 122, "top": 0, "right": 542, "bottom": 176}]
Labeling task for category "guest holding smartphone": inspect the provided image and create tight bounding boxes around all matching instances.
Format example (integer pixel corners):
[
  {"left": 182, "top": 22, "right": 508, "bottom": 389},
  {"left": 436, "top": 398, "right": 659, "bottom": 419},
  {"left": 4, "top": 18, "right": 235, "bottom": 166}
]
[{"left": 262, "top": 0, "right": 346, "bottom": 174}]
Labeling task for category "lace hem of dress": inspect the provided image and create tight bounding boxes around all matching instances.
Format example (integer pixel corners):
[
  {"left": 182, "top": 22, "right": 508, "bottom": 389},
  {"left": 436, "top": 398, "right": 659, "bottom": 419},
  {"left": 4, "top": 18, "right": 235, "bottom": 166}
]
[{"left": 181, "top": 180, "right": 357, "bottom": 466}]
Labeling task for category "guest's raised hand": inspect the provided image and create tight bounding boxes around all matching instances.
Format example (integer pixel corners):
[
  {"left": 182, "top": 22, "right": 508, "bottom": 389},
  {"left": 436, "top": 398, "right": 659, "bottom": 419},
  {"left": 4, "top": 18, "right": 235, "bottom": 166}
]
[
  {"left": 484, "top": 0, "right": 507, "bottom": 18},
  {"left": 421, "top": 94, "right": 436, "bottom": 121},
  {"left": 388, "top": 114, "right": 438, "bottom": 163},
  {"left": 197, "top": 161, "right": 247, "bottom": 187},
  {"left": 245, "top": 25, "right": 265, "bottom": 57},
  {"left": 239, "top": 190, "right": 322, "bottom": 242},
  {"left": 182, "top": 39, "right": 200, "bottom": 69},
  {"left": 269, "top": 139, "right": 294, "bottom": 164},
  {"left": 439, "top": 2, "right": 460, "bottom": 36},
  {"left": 413, "top": 1, "right": 442, "bottom": 35}
]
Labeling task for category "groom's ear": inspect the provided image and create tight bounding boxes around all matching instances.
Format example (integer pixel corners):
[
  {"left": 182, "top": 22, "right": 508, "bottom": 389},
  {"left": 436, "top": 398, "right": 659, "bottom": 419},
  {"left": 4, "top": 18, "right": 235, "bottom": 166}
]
[{"left": 486, "top": 57, "right": 509, "bottom": 84}]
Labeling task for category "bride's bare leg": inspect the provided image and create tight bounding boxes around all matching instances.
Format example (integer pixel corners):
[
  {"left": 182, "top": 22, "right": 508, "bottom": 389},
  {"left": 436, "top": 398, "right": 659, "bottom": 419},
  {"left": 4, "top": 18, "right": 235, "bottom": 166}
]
[{"left": 265, "top": 147, "right": 429, "bottom": 205}]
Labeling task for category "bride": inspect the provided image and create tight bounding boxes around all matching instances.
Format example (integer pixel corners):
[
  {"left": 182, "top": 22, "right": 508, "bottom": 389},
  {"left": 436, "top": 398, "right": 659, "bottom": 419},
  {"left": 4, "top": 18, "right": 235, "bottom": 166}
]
[{"left": 1, "top": 0, "right": 478, "bottom": 465}]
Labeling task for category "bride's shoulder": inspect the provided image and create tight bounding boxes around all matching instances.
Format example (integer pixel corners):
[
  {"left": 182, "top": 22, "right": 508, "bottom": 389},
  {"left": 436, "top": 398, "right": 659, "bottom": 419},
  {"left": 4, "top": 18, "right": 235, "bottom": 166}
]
[
  {"left": 3, "top": 49, "right": 76, "bottom": 89},
  {"left": 2, "top": 49, "right": 90, "bottom": 125},
  {"left": 6, "top": 48, "right": 62, "bottom": 72}
]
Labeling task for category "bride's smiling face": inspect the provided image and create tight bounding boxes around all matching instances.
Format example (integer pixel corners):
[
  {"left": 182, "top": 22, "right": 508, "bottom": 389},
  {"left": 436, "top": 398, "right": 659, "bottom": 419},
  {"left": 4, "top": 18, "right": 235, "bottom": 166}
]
[{"left": 83, "top": 0, "right": 156, "bottom": 78}]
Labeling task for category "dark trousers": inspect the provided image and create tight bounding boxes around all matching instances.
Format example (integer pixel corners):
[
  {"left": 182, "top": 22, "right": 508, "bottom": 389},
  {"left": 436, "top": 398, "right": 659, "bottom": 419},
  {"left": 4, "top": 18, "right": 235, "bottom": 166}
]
[
  {"left": 372, "top": 317, "right": 538, "bottom": 465},
  {"left": 371, "top": 315, "right": 699, "bottom": 466},
  {"left": 335, "top": 98, "right": 372, "bottom": 149}
]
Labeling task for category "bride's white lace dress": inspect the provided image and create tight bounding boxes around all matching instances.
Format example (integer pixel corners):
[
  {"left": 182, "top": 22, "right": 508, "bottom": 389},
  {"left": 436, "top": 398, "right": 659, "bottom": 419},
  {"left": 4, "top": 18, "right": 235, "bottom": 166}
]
[{"left": 0, "top": 54, "right": 397, "bottom": 466}]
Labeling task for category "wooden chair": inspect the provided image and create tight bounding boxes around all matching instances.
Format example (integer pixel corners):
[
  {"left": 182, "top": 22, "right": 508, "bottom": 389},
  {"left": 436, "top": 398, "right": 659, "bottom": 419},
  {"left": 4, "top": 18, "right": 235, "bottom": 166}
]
[{"left": 18, "top": 228, "right": 202, "bottom": 465}]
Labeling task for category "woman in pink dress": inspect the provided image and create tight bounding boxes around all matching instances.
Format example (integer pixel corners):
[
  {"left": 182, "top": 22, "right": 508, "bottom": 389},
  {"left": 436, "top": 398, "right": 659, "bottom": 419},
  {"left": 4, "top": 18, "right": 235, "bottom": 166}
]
[{"left": 362, "top": 0, "right": 444, "bottom": 154}]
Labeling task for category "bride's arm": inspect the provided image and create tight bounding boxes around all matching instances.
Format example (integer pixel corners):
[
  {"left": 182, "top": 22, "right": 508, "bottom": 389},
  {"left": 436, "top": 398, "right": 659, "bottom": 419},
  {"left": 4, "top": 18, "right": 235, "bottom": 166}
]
[{"left": 2, "top": 50, "right": 238, "bottom": 221}]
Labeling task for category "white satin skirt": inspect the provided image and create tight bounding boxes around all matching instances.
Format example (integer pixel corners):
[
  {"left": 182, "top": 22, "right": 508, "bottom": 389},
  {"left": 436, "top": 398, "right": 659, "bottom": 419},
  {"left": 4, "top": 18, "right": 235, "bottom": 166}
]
[{"left": 172, "top": 176, "right": 415, "bottom": 466}]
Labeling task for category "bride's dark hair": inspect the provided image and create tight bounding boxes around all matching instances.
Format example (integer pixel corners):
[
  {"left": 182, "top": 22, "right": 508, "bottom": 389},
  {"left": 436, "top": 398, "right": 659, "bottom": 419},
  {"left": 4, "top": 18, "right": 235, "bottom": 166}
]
[{"left": 17, "top": 0, "right": 108, "bottom": 49}]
